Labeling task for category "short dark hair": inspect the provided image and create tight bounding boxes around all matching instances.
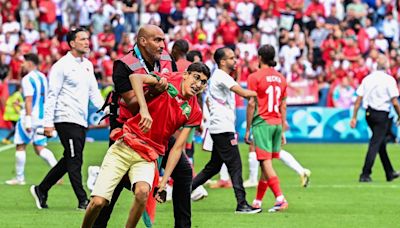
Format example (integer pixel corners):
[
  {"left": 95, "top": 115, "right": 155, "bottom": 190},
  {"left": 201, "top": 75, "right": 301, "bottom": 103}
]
[
  {"left": 187, "top": 62, "right": 211, "bottom": 79},
  {"left": 171, "top": 39, "right": 189, "bottom": 60},
  {"left": 187, "top": 50, "right": 203, "bottom": 62},
  {"left": 258, "top": 45, "right": 277, "bottom": 67},
  {"left": 66, "top": 27, "right": 88, "bottom": 47},
  {"left": 213, "top": 47, "right": 230, "bottom": 67},
  {"left": 23, "top": 53, "right": 39, "bottom": 66}
]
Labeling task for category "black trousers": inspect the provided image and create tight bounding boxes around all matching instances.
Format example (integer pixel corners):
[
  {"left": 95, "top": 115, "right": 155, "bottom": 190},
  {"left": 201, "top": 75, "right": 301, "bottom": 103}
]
[
  {"left": 93, "top": 123, "right": 193, "bottom": 228},
  {"left": 38, "top": 122, "right": 88, "bottom": 204},
  {"left": 192, "top": 132, "right": 247, "bottom": 206},
  {"left": 361, "top": 107, "right": 395, "bottom": 180}
]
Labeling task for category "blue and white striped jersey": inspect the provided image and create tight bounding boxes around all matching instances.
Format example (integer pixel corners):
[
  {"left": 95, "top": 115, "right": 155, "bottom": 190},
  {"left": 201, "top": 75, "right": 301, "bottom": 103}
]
[{"left": 20, "top": 70, "right": 48, "bottom": 125}]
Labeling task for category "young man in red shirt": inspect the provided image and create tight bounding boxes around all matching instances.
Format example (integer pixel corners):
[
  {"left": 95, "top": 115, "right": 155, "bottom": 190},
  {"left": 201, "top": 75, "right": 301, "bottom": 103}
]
[
  {"left": 82, "top": 62, "right": 210, "bottom": 228},
  {"left": 245, "top": 44, "right": 289, "bottom": 212}
]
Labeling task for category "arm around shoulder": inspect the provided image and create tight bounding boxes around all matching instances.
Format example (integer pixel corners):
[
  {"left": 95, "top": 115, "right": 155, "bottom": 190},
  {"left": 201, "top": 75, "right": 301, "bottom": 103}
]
[{"left": 230, "top": 84, "right": 257, "bottom": 98}]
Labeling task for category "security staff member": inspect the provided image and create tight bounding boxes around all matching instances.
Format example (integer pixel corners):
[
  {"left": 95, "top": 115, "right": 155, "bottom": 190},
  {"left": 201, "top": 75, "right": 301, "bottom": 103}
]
[
  {"left": 94, "top": 25, "right": 193, "bottom": 228},
  {"left": 350, "top": 54, "right": 400, "bottom": 182}
]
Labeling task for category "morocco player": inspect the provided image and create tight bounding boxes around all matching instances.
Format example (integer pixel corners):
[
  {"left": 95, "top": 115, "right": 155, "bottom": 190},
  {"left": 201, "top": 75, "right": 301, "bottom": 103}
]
[{"left": 245, "top": 44, "right": 288, "bottom": 212}]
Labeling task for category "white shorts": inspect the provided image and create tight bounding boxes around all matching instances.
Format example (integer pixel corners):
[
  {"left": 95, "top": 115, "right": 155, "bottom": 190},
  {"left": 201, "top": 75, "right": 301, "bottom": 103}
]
[{"left": 13, "top": 120, "right": 47, "bottom": 146}]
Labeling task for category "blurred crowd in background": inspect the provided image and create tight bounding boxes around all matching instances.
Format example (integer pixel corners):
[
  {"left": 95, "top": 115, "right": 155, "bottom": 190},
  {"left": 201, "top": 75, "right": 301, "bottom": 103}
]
[{"left": 1, "top": 0, "right": 400, "bottom": 115}]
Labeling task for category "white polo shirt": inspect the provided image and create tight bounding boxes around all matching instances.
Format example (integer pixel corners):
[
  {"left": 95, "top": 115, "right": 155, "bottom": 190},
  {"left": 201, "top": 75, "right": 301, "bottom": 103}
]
[
  {"left": 208, "top": 68, "right": 239, "bottom": 134},
  {"left": 356, "top": 70, "right": 399, "bottom": 112},
  {"left": 44, "top": 52, "right": 104, "bottom": 128}
]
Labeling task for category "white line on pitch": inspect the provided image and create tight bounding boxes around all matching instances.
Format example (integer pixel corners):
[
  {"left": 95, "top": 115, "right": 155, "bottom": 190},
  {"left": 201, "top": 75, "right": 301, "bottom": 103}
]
[{"left": 0, "top": 144, "right": 14, "bottom": 153}]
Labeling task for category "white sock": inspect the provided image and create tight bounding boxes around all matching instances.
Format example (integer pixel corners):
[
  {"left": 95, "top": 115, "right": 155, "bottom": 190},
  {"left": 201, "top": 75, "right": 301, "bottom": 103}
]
[
  {"left": 16, "top": 150, "right": 26, "bottom": 181},
  {"left": 248, "top": 151, "right": 258, "bottom": 182},
  {"left": 276, "top": 195, "right": 285, "bottom": 202},
  {"left": 280, "top": 149, "right": 304, "bottom": 175},
  {"left": 39, "top": 148, "right": 57, "bottom": 167},
  {"left": 220, "top": 164, "right": 230, "bottom": 181}
]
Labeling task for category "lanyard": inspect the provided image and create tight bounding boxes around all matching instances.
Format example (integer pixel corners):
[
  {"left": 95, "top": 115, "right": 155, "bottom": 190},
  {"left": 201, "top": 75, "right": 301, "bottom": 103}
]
[{"left": 133, "top": 45, "right": 159, "bottom": 73}]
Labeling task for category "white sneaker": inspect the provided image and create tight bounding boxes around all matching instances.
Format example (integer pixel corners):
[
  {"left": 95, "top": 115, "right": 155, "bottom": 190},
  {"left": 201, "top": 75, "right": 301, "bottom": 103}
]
[
  {"left": 5, "top": 178, "right": 26, "bottom": 185},
  {"left": 87, "top": 166, "right": 100, "bottom": 192},
  {"left": 166, "top": 184, "right": 173, "bottom": 201},
  {"left": 243, "top": 179, "right": 258, "bottom": 188},
  {"left": 191, "top": 185, "right": 208, "bottom": 201},
  {"left": 300, "top": 169, "right": 311, "bottom": 187}
]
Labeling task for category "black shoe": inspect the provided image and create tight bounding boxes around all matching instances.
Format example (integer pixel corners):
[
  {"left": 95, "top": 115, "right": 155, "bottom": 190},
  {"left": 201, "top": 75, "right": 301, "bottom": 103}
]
[
  {"left": 77, "top": 199, "right": 89, "bottom": 211},
  {"left": 387, "top": 171, "right": 400, "bottom": 182},
  {"left": 235, "top": 203, "right": 262, "bottom": 214},
  {"left": 30, "top": 185, "right": 48, "bottom": 209},
  {"left": 359, "top": 176, "right": 372, "bottom": 183}
]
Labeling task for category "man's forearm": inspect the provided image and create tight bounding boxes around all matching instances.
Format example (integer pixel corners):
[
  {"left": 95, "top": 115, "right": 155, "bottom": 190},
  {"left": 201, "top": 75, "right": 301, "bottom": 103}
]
[
  {"left": 246, "top": 98, "right": 255, "bottom": 131},
  {"left": 352, "top": 97, "right": 362, "bottom": 119}
]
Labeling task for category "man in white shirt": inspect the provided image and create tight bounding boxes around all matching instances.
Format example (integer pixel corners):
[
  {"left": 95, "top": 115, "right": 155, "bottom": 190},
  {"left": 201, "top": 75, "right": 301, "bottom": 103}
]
[
  {"left": 235, "top": 0, "right": 255, "bottom": 31},
  {"left": 5, "top": 53, "right": 57, "bottom": 186},
  {"left": 350, "top": 54, "right": 400, "bottom": 182},
  {"left": 22, "top": 20, "right": 40, "bottom": 45},
  {"left": 30, "top": 27, "right": 104, "bottom": 210},
  {"left": 191, "top": 47, "right": 261, "bottom": 214},
  {"left": 183, "top": 0, "right": 199, "bottom": 28}
]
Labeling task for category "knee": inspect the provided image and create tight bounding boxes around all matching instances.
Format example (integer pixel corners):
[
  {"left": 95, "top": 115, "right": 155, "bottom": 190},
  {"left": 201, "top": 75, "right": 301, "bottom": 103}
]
[
  {"left": 89, "top": 196, "right": 107, "bottom": 210},
  {"left": 134, "top": 184, "right": 150, "bottom": 205}
]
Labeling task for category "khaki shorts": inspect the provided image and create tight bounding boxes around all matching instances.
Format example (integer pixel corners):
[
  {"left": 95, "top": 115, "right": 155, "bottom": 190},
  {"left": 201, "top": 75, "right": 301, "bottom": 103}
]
[{"left": 91, "top": 140, "right": 155, "bottom": 202}]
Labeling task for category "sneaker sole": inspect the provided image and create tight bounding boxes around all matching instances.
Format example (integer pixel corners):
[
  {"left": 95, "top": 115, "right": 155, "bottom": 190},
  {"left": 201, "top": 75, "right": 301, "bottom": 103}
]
[
  {"left": 268, "top": 205, "right": 288, "bottom": 213},
  {"left": 235, "top": 208, "right": 262, "bottom": 214},
  {"left": 191, "top": 193, "right": 207, "bottom": 201},
  {"left": 30, "top": 185, "right": 42, "bottom": 209},
  {"left": 5, "top": 181, "right": 26, "bottom": 185}
]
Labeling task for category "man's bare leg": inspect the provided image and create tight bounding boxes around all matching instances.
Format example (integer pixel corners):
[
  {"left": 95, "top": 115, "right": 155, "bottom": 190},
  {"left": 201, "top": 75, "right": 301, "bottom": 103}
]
[
  {"left": 81, "top": 196, "right": 108, "bottom": 228},
  {"left": 126, "top": 182, "right": 151, "bottom": 228}
]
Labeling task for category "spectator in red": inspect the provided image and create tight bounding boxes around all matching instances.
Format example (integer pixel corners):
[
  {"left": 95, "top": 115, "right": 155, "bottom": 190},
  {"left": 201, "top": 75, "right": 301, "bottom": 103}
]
[
  {"left": 351, "top": 57, "right": 369, "bottom": 85},
  {"left": 7, "top": 46, "right": 24, "bottom": 83},
  {"left": 36, "top": 30, "right": 52, "bottom": 59},
  {"left": 117, "top": 33, "right": 133, "bottom": 56},
  {"left": 54, "top": 21, "right": 68, "bottom": 42},
  {"left": 97, "top": 24, "right": 116, "bottom": 54},
  {"left": 304, "top": 0, "right": 325, "bottom": 18},
  {"left": 158, "top": 0, "right": 173, "bottom": 32},
  {"left": 215, "top": 15, "right": 240, "bottom": 50},
  {"left": 17, "top": 34, "right": 33, "bottom": 55},
  {"left": 321, "top": 33, "right": 341, "bottom": 64},
  {"left": 38, "top": 0, "right": 57, "bottom": 37},
  {"left": 272, "top": 0, "right": 287, "bottom": 17},
  {"left": 101, "top": 50, "right": 117, "bottom": 85},
  {"left": 171, "top": 39, "right": 191, "bottom": 72},
  {"left": 342, "top": 35, "right": 362, "bottom": 63},
  {"left": 39, "top": 55, "right": 54, "bottom": 76},
  {"left": 236, "top": 51, "right": 257, "bottom": 84}
]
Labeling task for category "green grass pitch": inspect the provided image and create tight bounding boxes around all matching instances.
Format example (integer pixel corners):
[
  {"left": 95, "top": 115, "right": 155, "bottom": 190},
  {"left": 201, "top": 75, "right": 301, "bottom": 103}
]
[{"left": 1, "top": 142, "right": 400, "bottom": 227}]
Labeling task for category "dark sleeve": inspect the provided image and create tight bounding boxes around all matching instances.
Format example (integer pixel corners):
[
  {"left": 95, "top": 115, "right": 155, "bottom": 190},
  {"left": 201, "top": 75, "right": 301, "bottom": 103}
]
[{"left": 112, "top": 60, "right": 133, "bottom": 94}]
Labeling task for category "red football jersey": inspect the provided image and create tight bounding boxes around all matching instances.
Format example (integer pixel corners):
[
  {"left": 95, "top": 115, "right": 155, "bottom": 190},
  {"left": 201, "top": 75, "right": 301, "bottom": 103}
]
[
  {"left": 123, "top": 72, "right": 203, "bottom": 156},
  {"left": 247, "top": 66, "right": 287, "bottom": 125}
]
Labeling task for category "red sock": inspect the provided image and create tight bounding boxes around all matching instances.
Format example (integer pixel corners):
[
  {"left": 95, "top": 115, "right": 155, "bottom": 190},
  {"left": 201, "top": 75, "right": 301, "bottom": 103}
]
[
  {"left": 268, "top": 176, "right": 282, "bottom": 198},
  {"left": 255, "top": 180, "right": 268, "bottom": 201}
]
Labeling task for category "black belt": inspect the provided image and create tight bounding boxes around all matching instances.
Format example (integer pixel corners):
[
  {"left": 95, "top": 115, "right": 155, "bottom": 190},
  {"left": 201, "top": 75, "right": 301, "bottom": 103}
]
[{"left": 367, "top": 106, "right": 389, "bottom": 114}]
